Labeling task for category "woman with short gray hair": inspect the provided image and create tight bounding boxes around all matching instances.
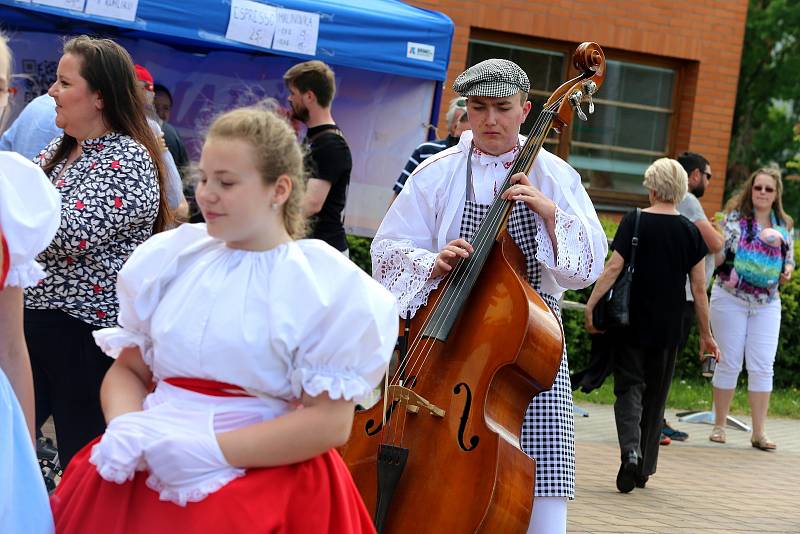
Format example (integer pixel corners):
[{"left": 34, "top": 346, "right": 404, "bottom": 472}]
[{"left": 584, "top": 157, "right": 720, "bottom": 493}]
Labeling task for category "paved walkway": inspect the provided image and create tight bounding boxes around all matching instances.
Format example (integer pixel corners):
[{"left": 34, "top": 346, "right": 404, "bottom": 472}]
[
  {"left": 44, "top": 404, "right": 799, "bottom": 532},
  {"left": 569, "top": 403, "right": 800, "bottom": 533}
]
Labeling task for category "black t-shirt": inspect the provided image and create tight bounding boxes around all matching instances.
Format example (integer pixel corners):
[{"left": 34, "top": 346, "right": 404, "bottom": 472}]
[
  {"left": 611, "top": 210, "right": 708, "bottom": 350},
  {"left": 162, "top": 121, "right": 189, "bottom": 175},
  {"left": 304, "top": 124, "right": 352, "bottom": 251}
]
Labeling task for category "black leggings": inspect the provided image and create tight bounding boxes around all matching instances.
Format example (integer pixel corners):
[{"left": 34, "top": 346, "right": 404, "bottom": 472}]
[{"left": 25, "top": 308, "right": 113, "bottom": 469}]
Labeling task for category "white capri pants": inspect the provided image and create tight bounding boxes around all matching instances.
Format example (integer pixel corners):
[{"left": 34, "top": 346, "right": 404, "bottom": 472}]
[{"left": 709, "top": 285, "right": 781, "bottom": 392}]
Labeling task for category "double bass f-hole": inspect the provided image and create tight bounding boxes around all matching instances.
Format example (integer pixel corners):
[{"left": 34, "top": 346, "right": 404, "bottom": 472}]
[{"left": 454, "top": 382, "right": 479, "bottom": 451}]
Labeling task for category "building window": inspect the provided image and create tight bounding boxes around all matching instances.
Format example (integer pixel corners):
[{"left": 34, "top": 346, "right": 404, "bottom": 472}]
[
  {"left": 467, "top": 37, "right": 679, "bottom": 210},
  {"left": 468, "top": 39, "right": 565, "bottom": 150}
]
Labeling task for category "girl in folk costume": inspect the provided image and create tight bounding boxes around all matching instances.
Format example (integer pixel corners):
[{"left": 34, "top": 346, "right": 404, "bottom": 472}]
[
  {"left": 0, "top": 153, "right": 60, "bottom": 534},
  {"left": 51, "top": 106, "right": 398, "bottom": 533},
  {"left": 0, "top": 32, "right": 60, "bottom": 533}
]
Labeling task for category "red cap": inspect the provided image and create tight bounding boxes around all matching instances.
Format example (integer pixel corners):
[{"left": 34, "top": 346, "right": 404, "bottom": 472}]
[{"left": 134, "top": 64, "right": 154, "bottom": 88}]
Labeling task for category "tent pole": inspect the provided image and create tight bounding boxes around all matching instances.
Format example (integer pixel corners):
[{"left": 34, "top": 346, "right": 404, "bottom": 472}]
[{"left": 427, "top": 80, "right": 444, "bottom": 142}]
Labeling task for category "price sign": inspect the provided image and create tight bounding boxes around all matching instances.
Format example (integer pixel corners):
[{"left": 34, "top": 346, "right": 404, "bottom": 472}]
[
  {"left": 32, "top": 0, "right": 86, "bottom": 11},
  {"left": 225, "top": 0, "right": 277, "bottom": 51},
  {"left": 272, "top": 8, "right": 319, "bottom": 56},
  {"left": 84, "top": 0, "right": 140, "bottom": 22}
]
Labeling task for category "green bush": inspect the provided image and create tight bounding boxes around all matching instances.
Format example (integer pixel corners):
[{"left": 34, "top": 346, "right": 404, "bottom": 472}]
[
  {"left": 781, "top": 178, "right": 800, "bottom": 226},
  {"left": 348, "top": 227, "right": 800, "bottom": 389},
  {"left": 346, "top": 235, "right": 373, "bottom": 275},
  {"left": 569, "top": 220, "right": 800, "bottom": 388},
  {"left": 562, "top": 217, "right": 617, "bottom": 371}
]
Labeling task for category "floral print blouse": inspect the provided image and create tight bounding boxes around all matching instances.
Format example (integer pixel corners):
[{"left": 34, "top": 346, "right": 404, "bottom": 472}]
[{"left": 25, "top": 132, "right": 160, "bottom": 327}]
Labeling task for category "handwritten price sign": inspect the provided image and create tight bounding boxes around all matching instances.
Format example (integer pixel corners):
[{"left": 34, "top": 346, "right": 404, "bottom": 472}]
[
  {"left": 272, "top": 8, "right": 319, "bottom": 56},
  {"left": 32, "top": 0, "right": 86, "bottom": 11},
  {"left": 225, "top": 0, "right": 277, "bottom": 51}
]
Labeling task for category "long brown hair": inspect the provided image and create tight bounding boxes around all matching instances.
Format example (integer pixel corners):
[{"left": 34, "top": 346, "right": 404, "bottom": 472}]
[
  {"left": 44, "top": 35, "right": 171, "bottom": 231},
  {"left": 725, "top": 167, "right": 794, "bottom": 229}
]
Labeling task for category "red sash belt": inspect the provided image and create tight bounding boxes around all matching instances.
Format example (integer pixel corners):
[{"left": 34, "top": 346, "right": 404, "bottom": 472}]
[
  {"left": 164, "top": 377, "right": 254, "bottom": 398},
  {"left": 0, "top": 232, "right": 10, "bottom": 288}
]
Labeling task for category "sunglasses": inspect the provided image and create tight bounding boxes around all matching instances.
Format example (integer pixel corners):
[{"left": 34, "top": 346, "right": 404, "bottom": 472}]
[
  {"left": 752, "top": 185, "right": 775, "bottom": 193},
  {"left": 455, "top": 97, "right": 467, "bottom": 108}
]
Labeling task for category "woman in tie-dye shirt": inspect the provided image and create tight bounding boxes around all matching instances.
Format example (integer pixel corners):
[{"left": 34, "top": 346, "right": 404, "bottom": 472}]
[{"left": 708, "top": 167, "right": 794, "bottom": 451}]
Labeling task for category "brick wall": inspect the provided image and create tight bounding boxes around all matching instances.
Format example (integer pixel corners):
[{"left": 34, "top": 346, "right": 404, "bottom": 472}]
[{"left": 408, "top": 0, "right": 749, "bottom": 214}]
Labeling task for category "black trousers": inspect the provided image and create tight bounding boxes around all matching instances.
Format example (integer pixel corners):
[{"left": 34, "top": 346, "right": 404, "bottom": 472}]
[
  {"left": 613, "top": 341, "right": 678, "bottom": 477},
  {"left": 24, "top": 308, "right": 113, "bottom": 468}
]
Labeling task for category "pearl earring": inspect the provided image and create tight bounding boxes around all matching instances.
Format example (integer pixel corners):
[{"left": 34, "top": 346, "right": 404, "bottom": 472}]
[{"left": 271, "top": 202, "right": 278, "bottom": 210}]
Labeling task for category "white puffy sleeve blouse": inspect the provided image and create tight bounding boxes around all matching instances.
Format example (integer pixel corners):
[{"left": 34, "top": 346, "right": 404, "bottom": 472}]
[
  {"left": 0, "top": 151, "right": 60, "bottom": 288},
  {"left": 94, "top": 224, "right": 399, "bottom": 404}
]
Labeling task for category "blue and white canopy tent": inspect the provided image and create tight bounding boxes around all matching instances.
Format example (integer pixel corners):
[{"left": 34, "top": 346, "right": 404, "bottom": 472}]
[{"left": 0, "top": 0, "right": 454, "bottom": 235}]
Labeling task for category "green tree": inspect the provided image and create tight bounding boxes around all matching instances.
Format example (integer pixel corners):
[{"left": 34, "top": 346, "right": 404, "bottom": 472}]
[{"left": 728, "top": 0, "right": 800, "bottom": 192}]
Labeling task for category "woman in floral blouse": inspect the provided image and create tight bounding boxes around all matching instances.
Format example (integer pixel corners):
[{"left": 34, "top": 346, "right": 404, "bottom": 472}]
[
  {"left": 709, "top": 167, "right": 794, "bottom": 450},
  {"left": 24, "top": 35, "right": 171, "bottom": 468}
]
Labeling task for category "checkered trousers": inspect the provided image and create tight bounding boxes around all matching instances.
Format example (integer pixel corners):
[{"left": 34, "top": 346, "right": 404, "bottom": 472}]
[{"left": 459, "top": 200, "right": 575, "bottom": 499}]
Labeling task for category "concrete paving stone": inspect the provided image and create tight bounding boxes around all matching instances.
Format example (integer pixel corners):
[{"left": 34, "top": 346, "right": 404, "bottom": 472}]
[{"left": 569, "top": 403, "right": 799, "bottom": 533}]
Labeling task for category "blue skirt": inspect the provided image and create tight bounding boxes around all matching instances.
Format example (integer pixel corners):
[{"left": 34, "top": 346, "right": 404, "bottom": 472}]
[{"left": 0, "top": 369, "right": 53, "bottom": 533}]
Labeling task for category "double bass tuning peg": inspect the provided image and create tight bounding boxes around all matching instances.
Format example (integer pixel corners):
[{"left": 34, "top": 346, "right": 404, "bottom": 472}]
[
  {"left": 569, "top": 80, "right": 599, "bottom": 121},
  {"left": 583, "top": 80, "right": 597, "bottom": 114},
  {"left": 568, "top": 90, "right": 588, "bottom": 121}
]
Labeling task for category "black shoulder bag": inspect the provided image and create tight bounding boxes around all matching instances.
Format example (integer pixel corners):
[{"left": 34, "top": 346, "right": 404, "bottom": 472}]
[{"left": 593, "top": 208, "right": 641, "bottom": 330}]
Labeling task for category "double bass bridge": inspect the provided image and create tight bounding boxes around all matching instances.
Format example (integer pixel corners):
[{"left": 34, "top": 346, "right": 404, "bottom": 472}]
[{"left": 387, "top": 385, "right": 445, "bottom": 417}]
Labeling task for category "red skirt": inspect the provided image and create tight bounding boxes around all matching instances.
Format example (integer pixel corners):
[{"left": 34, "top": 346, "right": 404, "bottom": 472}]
[{"left": 52, "top": 437, "right": 376, "bottom": 534}]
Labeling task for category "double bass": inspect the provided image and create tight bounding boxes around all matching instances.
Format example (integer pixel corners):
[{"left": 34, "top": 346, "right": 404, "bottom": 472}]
[{"left": 340, "top": 42, "right": 606, "bottom": 533}]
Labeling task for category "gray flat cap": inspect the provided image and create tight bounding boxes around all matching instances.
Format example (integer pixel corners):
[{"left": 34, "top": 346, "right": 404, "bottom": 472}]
[{"left": 452, "top": 59, "right": 530, "bottom": 98}]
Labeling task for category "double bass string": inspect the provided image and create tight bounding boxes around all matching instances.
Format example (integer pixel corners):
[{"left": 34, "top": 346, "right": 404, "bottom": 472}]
[
  {"left": 397, "top": 96, "right": 561, "bottom": 364},
  {"left": 382, "top": 98, "right": 563, "bottom": 447},
  {"left": 385, "top": 96, "right": 562, "bottom": 414},
  {"left": 395, "top": 96, "right": 561, "bottom": 374},
  {"left": 388, "top": 98, "right": 560, "bottom": 390}
]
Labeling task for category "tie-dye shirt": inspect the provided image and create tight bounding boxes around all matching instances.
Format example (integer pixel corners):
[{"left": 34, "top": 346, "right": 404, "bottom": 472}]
[{"left": 715, "top": 210, "right": 795, "bottom": 304}]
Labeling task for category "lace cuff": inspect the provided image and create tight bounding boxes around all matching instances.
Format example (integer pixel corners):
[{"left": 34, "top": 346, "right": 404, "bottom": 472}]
[
  {"left": 4, "top": 260, "right": 46, "bottom": 288},
  {"left": 146, "top": 468, "right": 245, "bottom": 507},
  {"left": 371, "top": 238, "right": 442, "bottom": 317},
  {"left": 534, "top": 207, "right": 593, "bottom": 284},
  {"left": 90, "top": 439, "right": 144, "bottom": 485},
  {"left": 93, "top": 327, "right": 154, "bottom": 365},
  {"left": 290, "top": 367, "right": 376, "bottom": 403}
]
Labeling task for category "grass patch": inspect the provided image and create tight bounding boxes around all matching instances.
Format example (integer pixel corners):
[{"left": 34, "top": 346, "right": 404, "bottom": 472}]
[{"left": 573, "top": 378, "right": 800, "bottom": 419}]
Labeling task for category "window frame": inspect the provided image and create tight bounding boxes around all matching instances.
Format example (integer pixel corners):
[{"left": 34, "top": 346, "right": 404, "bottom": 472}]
[{"left": 467, "top": 29, "right": 686, "bottom": 210}]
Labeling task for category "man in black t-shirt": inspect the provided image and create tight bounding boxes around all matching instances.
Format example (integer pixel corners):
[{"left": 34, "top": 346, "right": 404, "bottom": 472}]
[{"left": 283, "top": 61, "right": 352, "bottom": 254}]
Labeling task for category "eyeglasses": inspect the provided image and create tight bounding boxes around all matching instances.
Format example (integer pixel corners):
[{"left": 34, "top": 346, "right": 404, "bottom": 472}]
[{"left": 753, "top": 185, "right": 775, "bottom": 193}]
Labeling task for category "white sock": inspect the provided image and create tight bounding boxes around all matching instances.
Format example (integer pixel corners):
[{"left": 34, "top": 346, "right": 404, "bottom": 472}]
[{"left": 527, "top": 496, "right": 567, "bottom": 534}]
